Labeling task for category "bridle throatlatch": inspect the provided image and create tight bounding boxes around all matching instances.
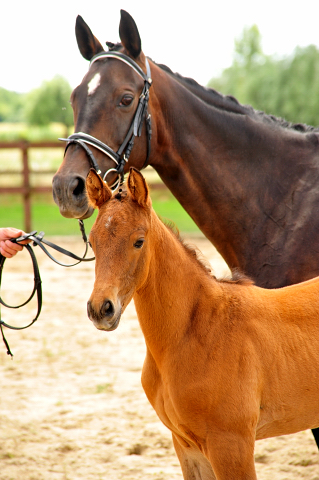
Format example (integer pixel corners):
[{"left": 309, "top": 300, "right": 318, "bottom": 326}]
[{"left": 59, "top": 51, "right": 152, "bottom": 190}]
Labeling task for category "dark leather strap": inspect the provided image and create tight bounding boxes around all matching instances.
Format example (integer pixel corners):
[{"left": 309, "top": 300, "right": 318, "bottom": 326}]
[
  {"left": 0, "top": 242, "right": 42, "bottom": 357},
  {"left": 0, "top": 227, "right": 95, "bottom": 356}
]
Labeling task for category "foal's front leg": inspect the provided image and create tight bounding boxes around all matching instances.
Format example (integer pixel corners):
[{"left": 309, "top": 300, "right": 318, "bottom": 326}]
[
  {"left": 172, "top": 433, "right": 217, "bottom": 480},
  {"left": 205, "top": 431, "right": 257, "bottom": 480}
]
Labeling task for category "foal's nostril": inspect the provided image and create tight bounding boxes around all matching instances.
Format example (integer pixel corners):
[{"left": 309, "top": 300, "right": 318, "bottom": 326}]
[
  {"left": 87, "top": 300, "right": 93, "bottom": 319},
  {"left": 101, "top": 300, "right": 115, "bottom": 318},
  {"left": 87, "top": 299, "right": 115, "bottom": 321}
]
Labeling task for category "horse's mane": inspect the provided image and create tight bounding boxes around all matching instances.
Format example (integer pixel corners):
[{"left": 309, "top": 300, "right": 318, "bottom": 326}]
[
  {"left": 155, "top": 62, "right": 319, "bottom": 134},
  {"left": 163, "top": 219, "right": 254, "bottom": 286}
]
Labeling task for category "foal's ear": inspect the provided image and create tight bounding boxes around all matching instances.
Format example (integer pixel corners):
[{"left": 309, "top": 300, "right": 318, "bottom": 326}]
[
  {"left": 119, "top": 10, "right": 142, "bottom": 58},
  {"left": 86, "top": 169, "right": 112, "bottom": 208},
  {"left": 127, "top": 168, "right": 150, "bottom": 207},
  {"left": 75, "top": 15, "right": 104, "bottom": 61}
]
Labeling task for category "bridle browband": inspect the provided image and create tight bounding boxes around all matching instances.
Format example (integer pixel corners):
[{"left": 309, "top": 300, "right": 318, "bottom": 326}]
[{"left": 59, "top": 51, "right": 153, "bottom": 190}]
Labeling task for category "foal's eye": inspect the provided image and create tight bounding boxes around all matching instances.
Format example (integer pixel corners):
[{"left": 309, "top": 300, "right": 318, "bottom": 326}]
[
  {"left": 134, "top": 239, "right": 144, "bottom": 249},
  {"left": 120, "top": 95, "right": 133, "bottom": 107}
]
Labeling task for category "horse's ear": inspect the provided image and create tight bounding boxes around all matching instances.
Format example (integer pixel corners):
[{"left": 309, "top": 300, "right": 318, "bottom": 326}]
[
  {"left": 119, "top": 10, "right": 141, "bottom": 58},
  {"left": 75, "top": 15, "right": 104, "bottom": 61},
  {"left": 86, "top": 169, "right": 112, "bottom": 208},
  {"left": 127, "top": 168, "right": 150, "bottom": 207}
]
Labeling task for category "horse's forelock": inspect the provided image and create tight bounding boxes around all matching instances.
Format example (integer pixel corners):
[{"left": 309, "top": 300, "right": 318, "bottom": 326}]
[{"left": 106, "top": 42, "right": 123, "bottom": 52}]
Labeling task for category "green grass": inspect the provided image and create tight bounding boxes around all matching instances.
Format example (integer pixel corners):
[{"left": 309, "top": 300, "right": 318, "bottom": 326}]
[
  {"left": 0, "top": 190, "right": 199, "bottom": 236},
  {"left": 151, "top": 189, "right": 199, "bottom": 233}
]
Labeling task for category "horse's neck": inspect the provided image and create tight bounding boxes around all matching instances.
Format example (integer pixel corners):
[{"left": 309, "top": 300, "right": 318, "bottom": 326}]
[
  {"left": 149, "top": 62, "right": 258, "bottom": 164},
  {"left": 147, "top": 63, "right": 316, "bottom": 278},
  {"left": 133, "top": 213, "right": 217, "bottom": 359}
]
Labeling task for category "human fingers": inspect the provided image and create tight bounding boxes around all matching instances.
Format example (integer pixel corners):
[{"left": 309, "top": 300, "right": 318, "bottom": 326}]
[
  {"left": 0, "top": 239, "right": 24, "bottom": 258},
  {"left": 1, "top": 228, "right": 30, "bottom": 245}
]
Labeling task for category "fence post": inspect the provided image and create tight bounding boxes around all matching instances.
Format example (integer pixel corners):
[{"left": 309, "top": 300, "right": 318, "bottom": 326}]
[{"left": 21, "top": 141, "right": 31, "bottom": 232}]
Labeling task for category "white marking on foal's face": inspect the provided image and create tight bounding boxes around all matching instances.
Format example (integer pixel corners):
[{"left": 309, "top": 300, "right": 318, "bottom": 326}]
[
  {"left": 105, "top": 216, "right": 113, "bottom": 228},
  {"left": 87, "top": 73, "right": 101, "bottom": 96}
]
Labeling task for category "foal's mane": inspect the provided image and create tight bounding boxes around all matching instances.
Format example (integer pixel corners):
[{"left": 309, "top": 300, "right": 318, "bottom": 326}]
[{"left": 162, "top": 219, "right": 253, "bottom": 286}]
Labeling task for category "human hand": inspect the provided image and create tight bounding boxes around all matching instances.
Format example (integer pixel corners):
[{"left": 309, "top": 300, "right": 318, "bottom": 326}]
[{"left": 0, "top": 228, "right": 30, "bottom": 258}]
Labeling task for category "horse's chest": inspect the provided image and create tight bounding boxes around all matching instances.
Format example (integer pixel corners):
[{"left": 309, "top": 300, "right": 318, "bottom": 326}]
[
  {"left": 141, "top": 352, "right": 178, "bottom": 428},
  {"left": 141, "top": 351, "right": 201, "bottom": 436}
]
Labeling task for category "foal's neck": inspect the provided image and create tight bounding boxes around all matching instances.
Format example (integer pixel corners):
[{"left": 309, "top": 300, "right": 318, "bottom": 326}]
[{"left": 133, "top": 213, "right": 217, "bottom": 355}]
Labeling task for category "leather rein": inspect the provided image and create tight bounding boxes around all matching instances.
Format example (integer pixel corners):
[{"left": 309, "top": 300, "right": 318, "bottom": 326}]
[
  {"left": 59, "top": 51, "right": 153, "bottom": 190},
  {"left": 0, "top": 221, "right": 94, "bottom": 357}
]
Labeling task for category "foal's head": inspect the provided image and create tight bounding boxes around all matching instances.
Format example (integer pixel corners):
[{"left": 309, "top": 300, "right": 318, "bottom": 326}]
[{"left": 86, "top": 168, "right": 152, "bottom": 331}]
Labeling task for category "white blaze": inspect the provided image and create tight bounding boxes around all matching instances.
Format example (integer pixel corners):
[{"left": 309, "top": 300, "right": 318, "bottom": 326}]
[
  {"left": 87, "top": 73, "right": 101, "bottom": 96},
  {"left": 105, "top": 216, "right": 113, "bottom": 228}
]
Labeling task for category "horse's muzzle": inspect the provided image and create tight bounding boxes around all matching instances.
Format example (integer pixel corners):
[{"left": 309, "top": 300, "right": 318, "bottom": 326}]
[
  {"left": 87, "top": 299, "right": 122, "bottom": 331},
  {"left": 52, "top": 173, "right": 94, "bottom": 219}
]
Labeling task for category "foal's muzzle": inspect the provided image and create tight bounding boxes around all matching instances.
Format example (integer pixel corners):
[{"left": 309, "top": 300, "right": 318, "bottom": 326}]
[{"left": 87, "top": 299, "right": 121, "bottom": 331}]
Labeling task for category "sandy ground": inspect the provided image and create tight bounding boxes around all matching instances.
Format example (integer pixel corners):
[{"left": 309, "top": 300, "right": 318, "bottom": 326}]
[{"left": 0, "top": 234, "right": 318, "bottom": 480}]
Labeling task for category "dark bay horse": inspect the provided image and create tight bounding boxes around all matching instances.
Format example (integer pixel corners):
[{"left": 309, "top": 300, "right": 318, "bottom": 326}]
[
  {"left": 53, "top": 10, "right": 319, "bottom": 290},
  {"left": 52, "top": 10, "right": 319, "bottom": 445},
  {"left": 86, "top": 167, "right": 319, "bottom": 480}
]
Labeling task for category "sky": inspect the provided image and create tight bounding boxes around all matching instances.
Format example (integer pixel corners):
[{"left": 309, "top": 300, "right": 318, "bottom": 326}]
[{"left": 2, "top": 0, "right": 319, "bottom": 93}]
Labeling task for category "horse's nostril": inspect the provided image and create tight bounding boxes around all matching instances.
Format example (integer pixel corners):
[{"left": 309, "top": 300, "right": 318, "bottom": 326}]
[
  {"left": 70, "top": 176, "right": 85, "bottom": 197},
  {"left": 101, "top": 300, "right": 114, "bottom": 318}
]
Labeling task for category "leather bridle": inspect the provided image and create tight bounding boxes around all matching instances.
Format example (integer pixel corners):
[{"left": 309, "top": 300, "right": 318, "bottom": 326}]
[{"left": 59, "top": 51, "right": 153, "bottom": 190}]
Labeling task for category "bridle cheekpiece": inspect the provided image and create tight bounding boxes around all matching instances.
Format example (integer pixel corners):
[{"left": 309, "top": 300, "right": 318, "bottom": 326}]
[{"left": 59, "top": 51, "right": 152, "bottom": 190}]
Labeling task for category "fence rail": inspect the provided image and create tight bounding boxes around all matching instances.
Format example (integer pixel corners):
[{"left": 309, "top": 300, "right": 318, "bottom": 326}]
[
  {"left": 0, "top": 141, "right": 64, "bottom": 232},
  {"left": 0, "top": 141, "right": 165, "bottom": 232}
]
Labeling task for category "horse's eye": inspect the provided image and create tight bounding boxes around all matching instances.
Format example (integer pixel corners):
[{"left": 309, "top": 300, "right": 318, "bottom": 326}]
[
  {"left": 120, "top": 95, "right": 133, "bottom": 107},
  {"left": 134, "top": 239, "right": 144, "bottom": 249}
]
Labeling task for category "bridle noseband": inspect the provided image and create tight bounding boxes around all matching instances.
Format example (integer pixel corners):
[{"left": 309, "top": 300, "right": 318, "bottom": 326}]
[{"left": 59, "top": 51, "right": 153, "bottom": 190}]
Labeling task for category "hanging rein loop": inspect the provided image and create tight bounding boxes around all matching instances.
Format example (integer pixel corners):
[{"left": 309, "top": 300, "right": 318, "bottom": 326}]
[
  {"left": 59, "top": 51, "right": 152, "bottom": 190},
  {"left": 0, "top": 223, "right": 94, "bottom": 357}
]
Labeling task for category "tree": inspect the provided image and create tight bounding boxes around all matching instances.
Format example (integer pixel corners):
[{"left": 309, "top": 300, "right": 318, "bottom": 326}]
[
  {"left": 208, "top": 27, "right": 319, "bottom": 127},
  {"left": 25, "top": 76, "right": 73, "bottom": 129},
  {"left": 233, "top": 24, "right": 264, "bottom": 69},
  {"left": 0, "top": 88, "right": 25, "bottom": 122}
]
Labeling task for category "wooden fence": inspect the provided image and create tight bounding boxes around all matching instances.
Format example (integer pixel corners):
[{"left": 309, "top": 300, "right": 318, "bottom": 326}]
[
  {"left": 0, "top": 141, "right": 166, "bottom": 232},
  {"left": 0, "top": 141, "right": 63, "bottom": 232}
]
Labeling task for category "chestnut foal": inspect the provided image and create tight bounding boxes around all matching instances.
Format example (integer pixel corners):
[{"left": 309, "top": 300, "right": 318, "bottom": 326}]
[{"left": 86, "top": 168, "right": 319, "bottom": 480}]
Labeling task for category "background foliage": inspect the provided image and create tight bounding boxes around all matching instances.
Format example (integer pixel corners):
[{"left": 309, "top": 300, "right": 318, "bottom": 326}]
[
  {"left": 208, "top": 25, "right": 319, "bottom": 127},
  {"left": 24, "top": 75, "right": 73, "bottom": 130},
  {"left": 0, "top": 88, "right": 25, "bottom": 122},
  {"left": 0, "top": 76, "right": 73, "bottom": 136}
]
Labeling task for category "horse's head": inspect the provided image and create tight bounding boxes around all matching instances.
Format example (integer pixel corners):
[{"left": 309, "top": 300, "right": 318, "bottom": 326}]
[
  {"left": 86, "top": 167, "right": 152, "bottom": 331},
  {"left": 52, "top": 10, "right": 152, "bottom": 219}
]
